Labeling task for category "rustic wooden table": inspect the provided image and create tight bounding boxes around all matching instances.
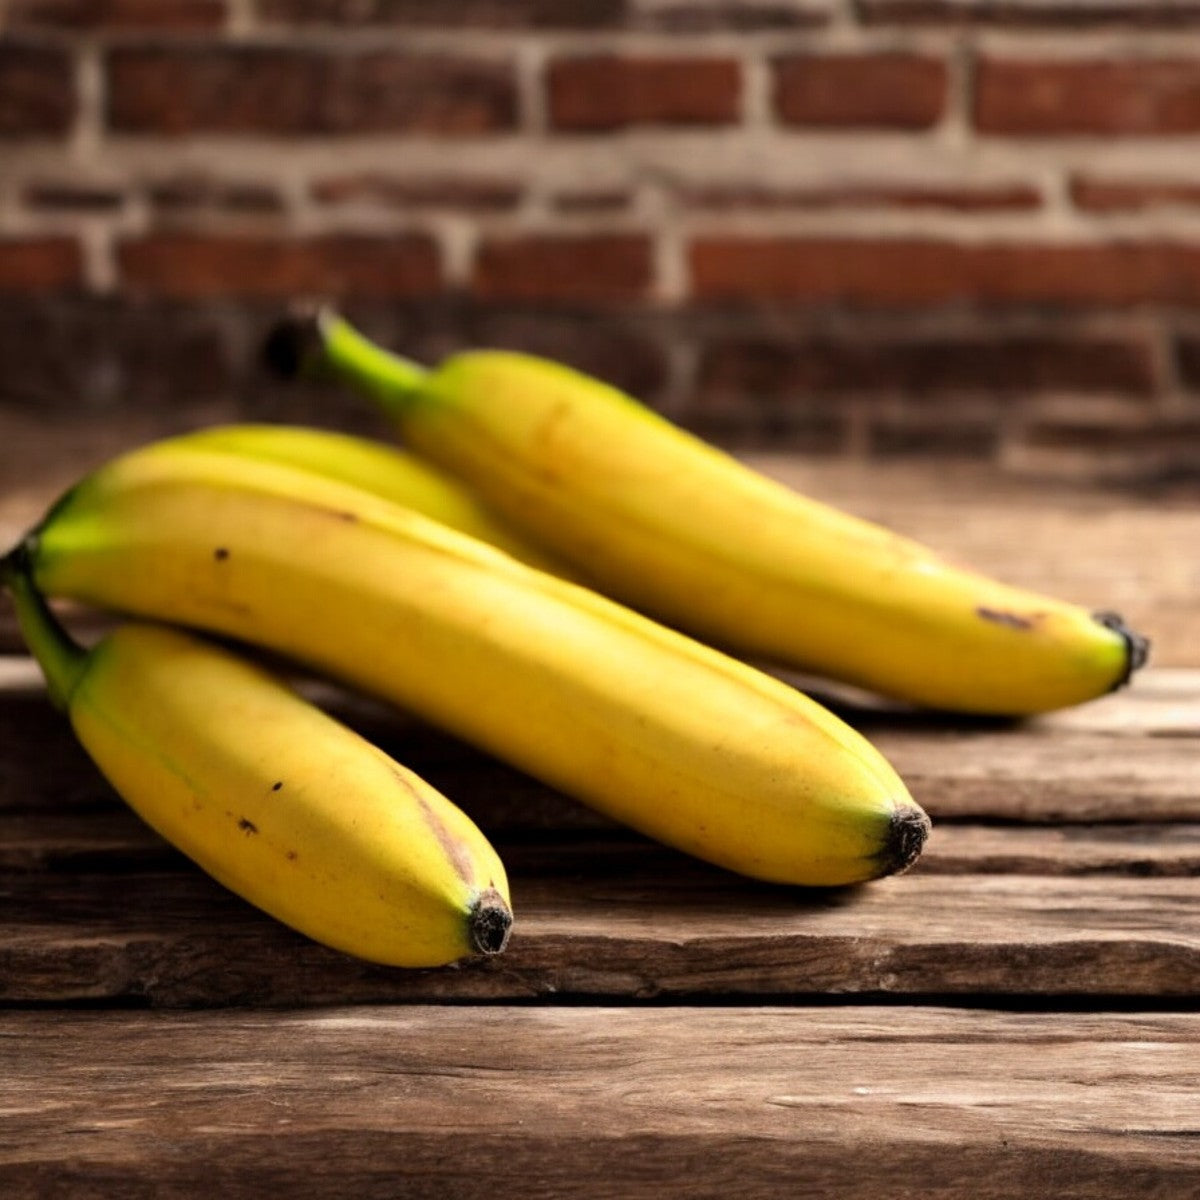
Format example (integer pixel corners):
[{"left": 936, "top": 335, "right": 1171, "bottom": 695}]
[{"left": 1, "top": 456, "right": 1198, "bottom": 1197}]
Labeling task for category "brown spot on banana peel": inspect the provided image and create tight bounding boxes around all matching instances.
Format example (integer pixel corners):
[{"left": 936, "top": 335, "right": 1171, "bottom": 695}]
[
  {"left": 390, "top": 760, "right": 475, "bottom": 885},
  {"left": 876, "top": 805, "right": 931, "bottom": 878},
  {"left": 1093, "top": 610, "right": 1151, "bottom": 691},
  {"left": 468, "top": 886, "right": 512, "bottom": 956},
  {"left": 976, "top": 606, "right": 1039, "bottom": 630},
  {"left": 238, "top": 817, "right": 258, "bottom": 835},
  {"left": 415, "top": 795, "right": 475, "bottom": 885}
]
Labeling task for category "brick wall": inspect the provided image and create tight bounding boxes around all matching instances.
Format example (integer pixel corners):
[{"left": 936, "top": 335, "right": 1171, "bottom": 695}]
[{"left": 5, "top": 0, "right": 1200, "bottom": 483}]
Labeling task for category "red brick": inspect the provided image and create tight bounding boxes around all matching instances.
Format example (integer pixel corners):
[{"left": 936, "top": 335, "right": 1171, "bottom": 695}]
[
  {"left": 259, "top": 0, "right": 829, "bottom": 27},
  {"left": 976, "top": 58, "right": 1200, "bottom": 135},
  {"left": 9, "top": 0, "right": 226, "bottom": 29},
  {"left": 551, "top": 188, "right": 635, "bottom": 213},
  {"left": 688, "top": 410, "right": 850, "bottom": 454},
  {"left": 1020, "top": 416, "right": 1200, "bottom": 454},
  {"left": 23, "top": 182, "right": 125, "bottom": 211},
  {"left": 146, "top": 176, "right": 285, "bottom": 214},
  {"left": 772, "top": 54, "right": 947, "bottom": 129},
  {"left": 107, "top": 46, "right": 517, "bottom": 135},
  {"left": 548, "top": 55, "right": 741, "bottom": 130},
  {"left": 256, "top": 0, "right": 624, "bottom": 26},
  {"left": 117, "top": 234, "right": 442, "bottom": 299},
  {"left": 640, "top": 3, "right": 830, "bottom": 30},
  {"left": 1173, "top": 333, "right": 1200, "bottom": 388},
  {"left": 680, "top": 182, "right": 1041, "bottom": 212},
  {"left": 0, "top": 42, "right": 76, "bottom": 138},
  {"left": 0, "top": 297, "right": 231, "bottom": 412},
  {"left": 861, "top": 1, "right": 1200, "bottom": 26},
  {"left": 472, "top": 235, "right": 654, "bottom": 302},
  {"left": 696, "top": 334, "right": 1159, "bottom": 400},
  {"left": 689, "top": 237, "right": 1200, "bottom": 306},
  {"left": 311, "top": 174, "right": 522, "bottom": 212},
  {"left": 1071, "top": 175, "right": 1200, "bottom": 212},
  {"left": 869, "top": 418, "right": 999, "bottom": 459},
  {"left": 0, "top": 237, "right": 83, "bottom": 292}
]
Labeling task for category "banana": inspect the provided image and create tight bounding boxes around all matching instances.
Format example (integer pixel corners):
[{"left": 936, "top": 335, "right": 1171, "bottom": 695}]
[
  {"left": 0, "top": 546, "right": 512, "bottom": 967},
  {"left": 265, "top": 310, "right": 1148, "bottom": 716},
  {"left": 171, "top": 423, "right": 569, "bottom": 575},
  {"left": 17, "top": 439, "right": 930, "bottom": 886}
]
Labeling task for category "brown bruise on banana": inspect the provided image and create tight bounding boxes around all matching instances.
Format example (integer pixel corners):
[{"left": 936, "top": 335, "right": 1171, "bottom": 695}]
[
  {"left": 214, "top": 547, "right": 230, "bottom": 561},
  {"left": 416, "top": 793, "right": 475, "bottom": 885},
  {"left": 383, "top": 763, "right": 475, "bottom": 885},
  {"left": 238, "top": 817, "right": 258, "bottom": 835},
  {"left": 975, "top": 606, "right": 1041, "bottom": 631}
]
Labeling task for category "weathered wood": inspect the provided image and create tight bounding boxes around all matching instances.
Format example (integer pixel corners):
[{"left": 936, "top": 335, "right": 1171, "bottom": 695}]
[
  {"left": 915, "top": 821, "right": 1200, "bottom": 876},
  {"left": 1, "top": 847, "right": 1197, "bottom": 1005},
  {"left": 874, "top": 727, "right": 1200, "bottom": 822},
  {"left": 4, "top": 812, "right": 1199, "bottom": 878},
  {"left": 0, "top": 1005, "right": 1198, "bottom": 1198}
]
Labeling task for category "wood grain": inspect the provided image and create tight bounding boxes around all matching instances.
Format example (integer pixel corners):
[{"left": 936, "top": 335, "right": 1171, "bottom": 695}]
[
  {"left": 4, "top": 812, "right": 1199, "bottom": 877},
  {"left": 1, "top": 1005, "right": 1197, "bottom": 1198},
  {"left": 2, "top": 844, "right": 1197, "bottom": 1005}
]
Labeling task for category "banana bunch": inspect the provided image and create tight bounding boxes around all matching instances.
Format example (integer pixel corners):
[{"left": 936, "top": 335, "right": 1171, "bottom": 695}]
[
  {"left": 265, "top": 309, "right": 1149, "bottom": 717},
  {"left": 14, "top": 301, "right": 1146, "bottom": 967},
  {"left": 1, "top": 547, "right": 511, "bottom": 968},
  {"left": 13, "top": 438, "right": 928, "bottom": 890}
]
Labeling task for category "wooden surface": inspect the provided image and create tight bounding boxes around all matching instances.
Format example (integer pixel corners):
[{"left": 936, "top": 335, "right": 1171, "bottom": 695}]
[
  {"left": 1, "top": 456, "right": 1199, "bottom": 1196},
  {"left": 3, "top": 1007, "right": 1199, "bottom": 1199}
]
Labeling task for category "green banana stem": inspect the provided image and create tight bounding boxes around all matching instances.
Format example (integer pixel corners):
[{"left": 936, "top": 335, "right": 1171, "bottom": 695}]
[
  {"left": 1, "top": 538, "right": 88, "bottom": 710},
  {"left": 318, "top": 312, "right": 430, "bottom": 422}
]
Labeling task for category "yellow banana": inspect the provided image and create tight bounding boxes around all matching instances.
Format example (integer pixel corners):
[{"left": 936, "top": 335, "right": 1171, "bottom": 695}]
[
  {"left": 0, "top": 547, "right": 512, "bottom": 967},
  {"left": 265, "top": 310, "right": 1148, "bottom": 715},
  {"left": 18, "top": 439, "right": 929, "bottom": 886},
  {"left": 171, "top": 423, "right": 569, "bottom": 575}
]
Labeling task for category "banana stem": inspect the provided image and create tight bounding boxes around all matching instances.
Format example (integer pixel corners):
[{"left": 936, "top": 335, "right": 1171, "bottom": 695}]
[
  {"left": 1, "top": 538, "right": 88, "bottom": 710},
  {"left": 318, "top": 311, "right": 430, "bottom": 421}
]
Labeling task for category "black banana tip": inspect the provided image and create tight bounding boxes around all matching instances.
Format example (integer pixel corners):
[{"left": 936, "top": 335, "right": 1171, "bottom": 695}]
[
  {"left": 468, "top": 888, "right": 513, "bottom": 957},
  {"left": 262, "top": 303, "right": 328, "bottom": 381},
  {"left": 878, "top": 805, "right": 932, "bottom": 878},
  {"left": 1092, "top": 611, "right": 1151, "bottom": 691}
]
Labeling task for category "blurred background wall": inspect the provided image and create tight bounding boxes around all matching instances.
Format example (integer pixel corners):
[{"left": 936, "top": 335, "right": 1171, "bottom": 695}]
[{"left": 3, "top": 0, "right": 1200, "bottom": 486}]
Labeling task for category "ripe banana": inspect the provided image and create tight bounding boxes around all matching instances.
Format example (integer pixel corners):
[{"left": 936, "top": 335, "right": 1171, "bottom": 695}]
[
  {"left": 265, "top": 310, "right": 1148, "bottom": 715},
  {"left": 18, "top": 439, "right": 930, "bottom": 886},
  {"left": 172, "top": 423, "right": 569, "bottom": 575},
  {"left": 0, "top": 546, "right": 512, "bottom": 967}
]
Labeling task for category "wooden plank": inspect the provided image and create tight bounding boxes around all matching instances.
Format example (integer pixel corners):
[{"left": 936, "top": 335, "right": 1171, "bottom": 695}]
[
  {"left": 874, "top": 727, "right": 1200, "bottom": 822},
  {"left": 1, "top": 847, "right": 1197, "bottom": 1005},
  {"left": 914, "top": 822, "right": 1200, "bottom": 876},
  {"left": 2, "top": 670, "right": 1199, "bottom": 823},
  {"left": 3, "top": 812, "right": 1199, "bottom": 878},
  {"left": 0, "top": 1005, "right": 1198, "bottom": 1198}
]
